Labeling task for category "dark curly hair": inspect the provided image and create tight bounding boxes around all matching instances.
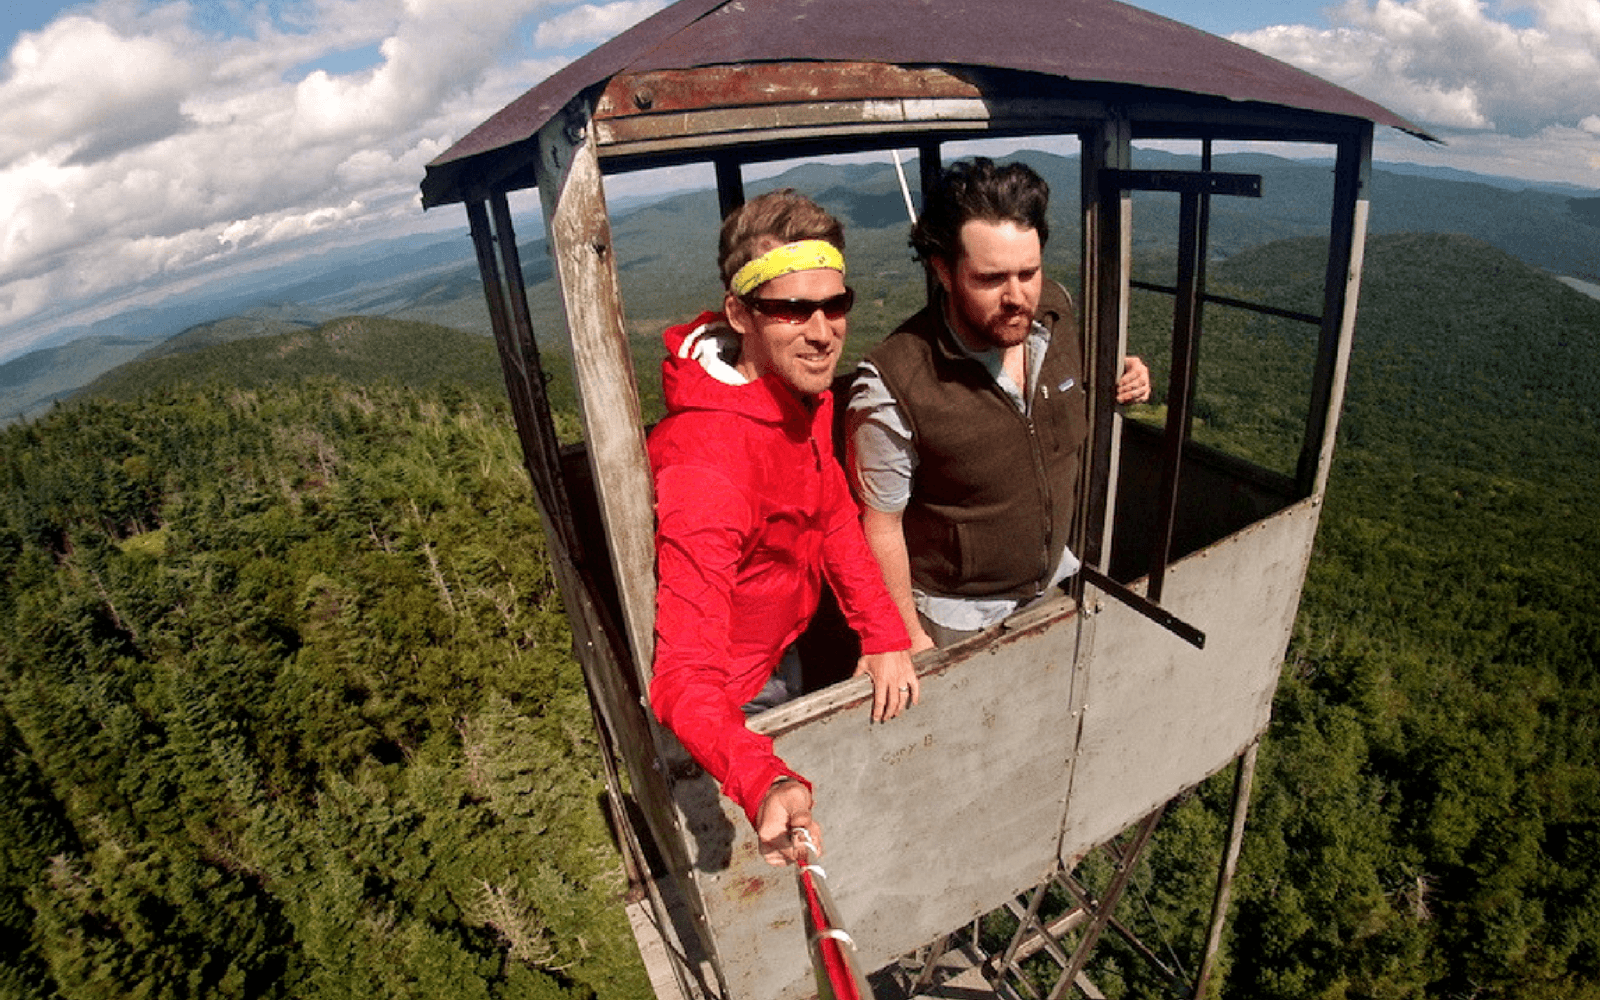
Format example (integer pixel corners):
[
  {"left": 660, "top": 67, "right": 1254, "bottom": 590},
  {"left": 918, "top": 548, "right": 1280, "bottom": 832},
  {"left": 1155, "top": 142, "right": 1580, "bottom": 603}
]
[{"left": 910, "top": 157, "right": 1050, "bottom": 264}]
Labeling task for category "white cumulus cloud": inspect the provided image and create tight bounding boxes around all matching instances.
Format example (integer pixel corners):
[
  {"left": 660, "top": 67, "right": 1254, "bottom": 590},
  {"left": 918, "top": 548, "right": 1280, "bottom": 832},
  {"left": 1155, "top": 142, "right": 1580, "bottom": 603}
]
[
  {"left": 0, "top": 0, "right": 630, "bottom": 351},
  {"left": 0, "top": 15, "right": 205, "bottom": 166},
  {"left": 534, "top": 0, "right": 667, "bottom": 49},
  {"left": 1232, "top": 0, "right": 1600, "bottom": 139}
]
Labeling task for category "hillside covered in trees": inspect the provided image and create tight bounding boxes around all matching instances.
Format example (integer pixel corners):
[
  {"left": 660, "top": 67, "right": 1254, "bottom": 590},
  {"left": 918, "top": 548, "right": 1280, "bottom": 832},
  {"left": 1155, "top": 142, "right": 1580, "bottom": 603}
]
[
  {"left": 1139, "top": 233, "right": 1600, "bottom": 999},
  {"left": 1, "top": 330, "right": 642, "bottom": 999},
  {"left": 2, "top": 231, "right": 1598, "bottom": 999}
]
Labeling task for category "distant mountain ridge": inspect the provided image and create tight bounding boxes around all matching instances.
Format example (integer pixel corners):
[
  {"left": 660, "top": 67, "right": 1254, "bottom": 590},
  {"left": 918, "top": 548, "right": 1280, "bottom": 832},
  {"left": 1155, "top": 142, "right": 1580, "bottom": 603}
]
[
  {"left": 4, "top": 151, "right": 1597, "bottom": 423},
  {"left": 0, "top": 335, "right": 155, "bottom": 422},
  {"left": 140, "top": 309, "right": 324, "bottom": 360},
  {"left": 75, "top": 230, "right": 1600, "bottom": 437},
  {"left": 83, "top": 316, "right": 510, "bottom": 405}
]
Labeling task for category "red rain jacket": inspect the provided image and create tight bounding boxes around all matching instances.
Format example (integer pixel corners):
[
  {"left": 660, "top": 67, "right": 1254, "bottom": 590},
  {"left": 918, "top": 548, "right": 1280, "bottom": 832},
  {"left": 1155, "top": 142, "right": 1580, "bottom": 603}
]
[{"left": 647, "top": 313, "right": 910, "bottom": 824}]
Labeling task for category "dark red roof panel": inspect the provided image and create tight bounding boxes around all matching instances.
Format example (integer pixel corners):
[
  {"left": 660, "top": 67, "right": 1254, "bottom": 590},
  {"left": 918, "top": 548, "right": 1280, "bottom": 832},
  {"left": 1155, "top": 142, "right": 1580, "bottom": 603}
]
[{"left": 423, "top": 0, "right": 1424, "bottom": 204}]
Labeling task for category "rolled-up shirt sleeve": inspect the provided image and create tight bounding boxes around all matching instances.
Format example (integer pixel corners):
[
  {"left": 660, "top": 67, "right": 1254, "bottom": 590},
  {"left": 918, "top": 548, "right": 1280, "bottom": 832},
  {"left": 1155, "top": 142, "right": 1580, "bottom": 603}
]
[{"left": 845, "top": 360, "right": 916, "bottom": 514}]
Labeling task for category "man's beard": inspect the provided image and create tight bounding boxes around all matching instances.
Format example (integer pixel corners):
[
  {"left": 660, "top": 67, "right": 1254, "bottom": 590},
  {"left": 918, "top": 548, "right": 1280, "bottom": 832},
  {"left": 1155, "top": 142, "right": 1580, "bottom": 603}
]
[
  {"left": 977, "top": 306, "right": 1033, "bottom": 349},
  {"left": 946, "top": 289, "right": 1034, "bottom": 351}
]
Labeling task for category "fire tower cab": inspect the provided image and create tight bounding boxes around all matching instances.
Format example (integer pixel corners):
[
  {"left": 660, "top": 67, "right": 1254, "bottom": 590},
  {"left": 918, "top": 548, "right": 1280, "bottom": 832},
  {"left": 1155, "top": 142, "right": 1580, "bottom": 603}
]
[{"left": 419, "top": 0, "right": 1427, "bottom": 995}]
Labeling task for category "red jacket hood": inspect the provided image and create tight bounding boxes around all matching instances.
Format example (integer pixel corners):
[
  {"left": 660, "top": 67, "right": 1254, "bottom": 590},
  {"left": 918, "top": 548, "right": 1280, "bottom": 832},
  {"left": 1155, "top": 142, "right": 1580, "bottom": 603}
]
[{"left": 659, "top": 311, "right": 833, "bottom": 431}]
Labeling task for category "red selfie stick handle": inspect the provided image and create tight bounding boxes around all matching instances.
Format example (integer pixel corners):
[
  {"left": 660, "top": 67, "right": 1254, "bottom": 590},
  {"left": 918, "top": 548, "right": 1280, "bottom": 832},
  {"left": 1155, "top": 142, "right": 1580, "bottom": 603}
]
[{"left": 793, "top": 829, "right": 874, "bottom": 1000}]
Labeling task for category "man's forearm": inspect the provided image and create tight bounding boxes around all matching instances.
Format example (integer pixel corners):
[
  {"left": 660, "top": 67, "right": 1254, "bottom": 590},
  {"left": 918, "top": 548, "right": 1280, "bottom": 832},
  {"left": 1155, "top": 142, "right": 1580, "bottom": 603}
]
[{"left": 860, "top": 506, "right": 934, "bottom": 651}]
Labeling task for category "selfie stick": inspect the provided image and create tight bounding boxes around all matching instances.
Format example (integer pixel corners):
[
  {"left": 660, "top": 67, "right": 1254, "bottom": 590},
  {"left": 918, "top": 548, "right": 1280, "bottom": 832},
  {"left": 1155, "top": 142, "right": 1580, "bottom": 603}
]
[{"left": 792, "top": 828, "right": 875, "bottom": 1000}]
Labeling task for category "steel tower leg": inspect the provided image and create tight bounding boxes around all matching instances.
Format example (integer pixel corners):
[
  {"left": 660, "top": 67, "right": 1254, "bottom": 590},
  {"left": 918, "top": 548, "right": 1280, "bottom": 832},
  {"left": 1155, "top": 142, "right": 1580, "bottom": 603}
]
[{"left": 1192, "top": 742, "right": 1259, "bottom": 998}]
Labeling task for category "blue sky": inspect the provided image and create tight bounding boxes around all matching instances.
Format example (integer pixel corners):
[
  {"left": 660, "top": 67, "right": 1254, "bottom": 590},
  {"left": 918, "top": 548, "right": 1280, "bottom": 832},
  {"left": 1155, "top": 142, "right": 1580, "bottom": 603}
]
[
  {"left": 1143, "top": 0, "right": 1356, "bottom": 34},
  {"left": 1145, "top": 0, "right": 1538, "bottom": 34},
  {"left": 3, "top": 0, "right": 1598, "bottom": 362}
]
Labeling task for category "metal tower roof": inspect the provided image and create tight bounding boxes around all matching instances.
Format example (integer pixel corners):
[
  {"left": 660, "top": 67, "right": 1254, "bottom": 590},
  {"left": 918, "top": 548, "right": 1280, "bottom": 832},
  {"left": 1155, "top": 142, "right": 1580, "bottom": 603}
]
[{"left": 422, "top": 0, "right": 1425, "bottom": 206}]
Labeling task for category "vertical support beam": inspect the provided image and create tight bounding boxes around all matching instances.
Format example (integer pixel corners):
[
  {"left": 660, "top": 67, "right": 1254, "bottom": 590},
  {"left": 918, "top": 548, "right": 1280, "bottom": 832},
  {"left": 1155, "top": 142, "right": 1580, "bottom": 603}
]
[
  {"left": 1192, "top": 742, "right": 1260, "bottom": 999},
  {"left": 714, "top": 156, "right": 745, "bottom": 219},
  {"left": 536, "top": 94, "right": 659, "bottom": 680},
  {"left": 1298, "top": 124, "right": 1372, "bottom": 498},
  {"left": 478, "top": 194, "right": 583, "bottom": 557},
  {"left": 1146, "top": 188, "right": 1204, "bottom": 603},
  {"left": 467, "top": 199, "right": 513, "bottom": 356},
  {"left": 917, "top": 141, "right": 943, "bottom": 201},
  {"left": 996, "top": 880, "right": 1055, "bottom": 977},
  {"left": 910, "top": 934, "right": 953, "bottom": 994},
  {"left": 918, "top": 141, "right": 943, "bottom": 304},
  {"left": 1060, "top": 120, "right": 1131, "bottom": 910},
  {"left": 1080, "top": 116, "right": 1133, "bottom": 574},
  {"left": 533, "top": 97, "right": 729, "bottom": 997},
  {"left": 1198, "top": 138, "right": 1215, "bottom": 289},
  {"left": 468, "top": 193, "right": 716, "bottom": 998}
]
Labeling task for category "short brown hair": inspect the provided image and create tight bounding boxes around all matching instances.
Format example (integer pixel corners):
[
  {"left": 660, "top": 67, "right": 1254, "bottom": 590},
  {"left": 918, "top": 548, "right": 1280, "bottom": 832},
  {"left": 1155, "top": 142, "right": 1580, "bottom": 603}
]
[{"left": 718, "top": 189, "right": 845, "bottom": 288}]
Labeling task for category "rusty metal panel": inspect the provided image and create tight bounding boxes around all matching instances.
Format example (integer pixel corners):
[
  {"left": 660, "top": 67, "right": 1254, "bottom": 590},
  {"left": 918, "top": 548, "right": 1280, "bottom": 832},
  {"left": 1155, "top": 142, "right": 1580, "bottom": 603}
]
[
  {"left": 1060, "top": 500, "right": 1321, "bottom": 859},
  {"left": 596, "top": 63, "right": 982, "bottom": 119}
]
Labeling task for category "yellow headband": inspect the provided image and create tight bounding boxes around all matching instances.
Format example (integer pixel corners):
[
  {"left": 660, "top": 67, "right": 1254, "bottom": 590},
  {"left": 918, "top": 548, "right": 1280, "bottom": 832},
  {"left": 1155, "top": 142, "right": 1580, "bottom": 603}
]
[{"left": 730, "top": 240, "right": 846, "bottom": 296}]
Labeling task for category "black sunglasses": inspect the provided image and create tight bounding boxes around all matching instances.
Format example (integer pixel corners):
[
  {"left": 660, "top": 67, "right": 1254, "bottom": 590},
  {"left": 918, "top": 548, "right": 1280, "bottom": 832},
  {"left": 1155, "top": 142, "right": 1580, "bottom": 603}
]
[{"left": 740, "top": 287, "right": 855, "bottom": 324}]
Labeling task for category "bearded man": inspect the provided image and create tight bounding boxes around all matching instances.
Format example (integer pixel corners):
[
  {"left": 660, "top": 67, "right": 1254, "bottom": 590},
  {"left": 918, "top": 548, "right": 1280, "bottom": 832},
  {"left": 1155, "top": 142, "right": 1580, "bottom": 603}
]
[{"left": 847, "top": 158, "right": 1151, "bottom": 651}]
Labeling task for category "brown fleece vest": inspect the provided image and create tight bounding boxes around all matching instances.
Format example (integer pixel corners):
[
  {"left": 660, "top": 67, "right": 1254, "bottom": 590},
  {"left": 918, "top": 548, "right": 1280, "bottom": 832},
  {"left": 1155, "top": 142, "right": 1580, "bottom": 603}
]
[{"left": 867, "top": 280, "right": 1088, "bottom": 599}]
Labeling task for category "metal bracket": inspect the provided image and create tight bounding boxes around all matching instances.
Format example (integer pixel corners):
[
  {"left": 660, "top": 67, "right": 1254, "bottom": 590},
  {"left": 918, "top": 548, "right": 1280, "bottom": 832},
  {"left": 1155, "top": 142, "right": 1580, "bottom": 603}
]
[{"left": 1079, "top": 565, "right": 1205, "bottom": 649}]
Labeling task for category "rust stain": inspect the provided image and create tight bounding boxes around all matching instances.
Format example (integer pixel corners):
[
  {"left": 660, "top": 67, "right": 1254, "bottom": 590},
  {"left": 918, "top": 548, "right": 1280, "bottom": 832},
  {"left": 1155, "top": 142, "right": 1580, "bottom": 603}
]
[
  {"left": 596, "top": 62, "right": 978, "bottom": 120},
  {"left": 734, "top": 875, "right": 770, "bottom": 901}
]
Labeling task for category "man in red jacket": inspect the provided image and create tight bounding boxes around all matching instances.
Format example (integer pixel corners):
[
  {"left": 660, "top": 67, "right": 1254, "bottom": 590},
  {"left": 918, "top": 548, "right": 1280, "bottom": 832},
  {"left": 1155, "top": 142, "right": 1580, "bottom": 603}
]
[{"left": 648, "top": 190, "right": 916, "bottom": 866}]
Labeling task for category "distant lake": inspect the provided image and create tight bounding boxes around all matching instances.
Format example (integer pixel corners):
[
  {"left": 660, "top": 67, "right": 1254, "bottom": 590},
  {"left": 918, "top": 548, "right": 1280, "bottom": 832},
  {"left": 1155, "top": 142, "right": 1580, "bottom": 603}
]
[{"left": 1559, "top": 276, "right": 1600, "bottom": 302}]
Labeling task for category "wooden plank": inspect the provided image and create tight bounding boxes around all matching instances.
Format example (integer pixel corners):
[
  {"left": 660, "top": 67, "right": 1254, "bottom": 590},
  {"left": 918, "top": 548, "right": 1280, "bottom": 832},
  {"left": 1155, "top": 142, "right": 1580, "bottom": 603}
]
[
  {"left": 536, "top": 96, "right": 733, "bottom": 995},
  {"left": 1300, "top": 125, "right": 1372, "bottom": 497},
  {"left": 536, "top": 96, "right": 659, "bottom": 680},
  {"left": 593, "top": 96, "right": 1110, "bottom": 156},
  {"left": 597, "top": 98, "right": 995, "bottom": 144},
  {"left": 596, "top": 63, "right": 983, "bottom": 118}
]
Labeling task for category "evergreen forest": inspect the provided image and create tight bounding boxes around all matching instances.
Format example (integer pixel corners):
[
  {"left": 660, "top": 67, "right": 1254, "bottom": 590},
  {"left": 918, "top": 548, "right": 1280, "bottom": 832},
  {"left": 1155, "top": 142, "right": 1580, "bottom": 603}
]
[{"left": 2, "top": 230, "right": 1599, "bottom": 1000}]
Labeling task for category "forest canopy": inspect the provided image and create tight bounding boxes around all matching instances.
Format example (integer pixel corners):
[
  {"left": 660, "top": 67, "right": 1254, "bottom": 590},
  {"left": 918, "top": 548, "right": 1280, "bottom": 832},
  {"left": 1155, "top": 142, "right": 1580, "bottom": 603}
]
[
  {"left": 2, "top": 364, "right": 648, "bottom": 1000},
  {"left": 2, "top": 230, "right": 1599, "bottom": 999}
]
